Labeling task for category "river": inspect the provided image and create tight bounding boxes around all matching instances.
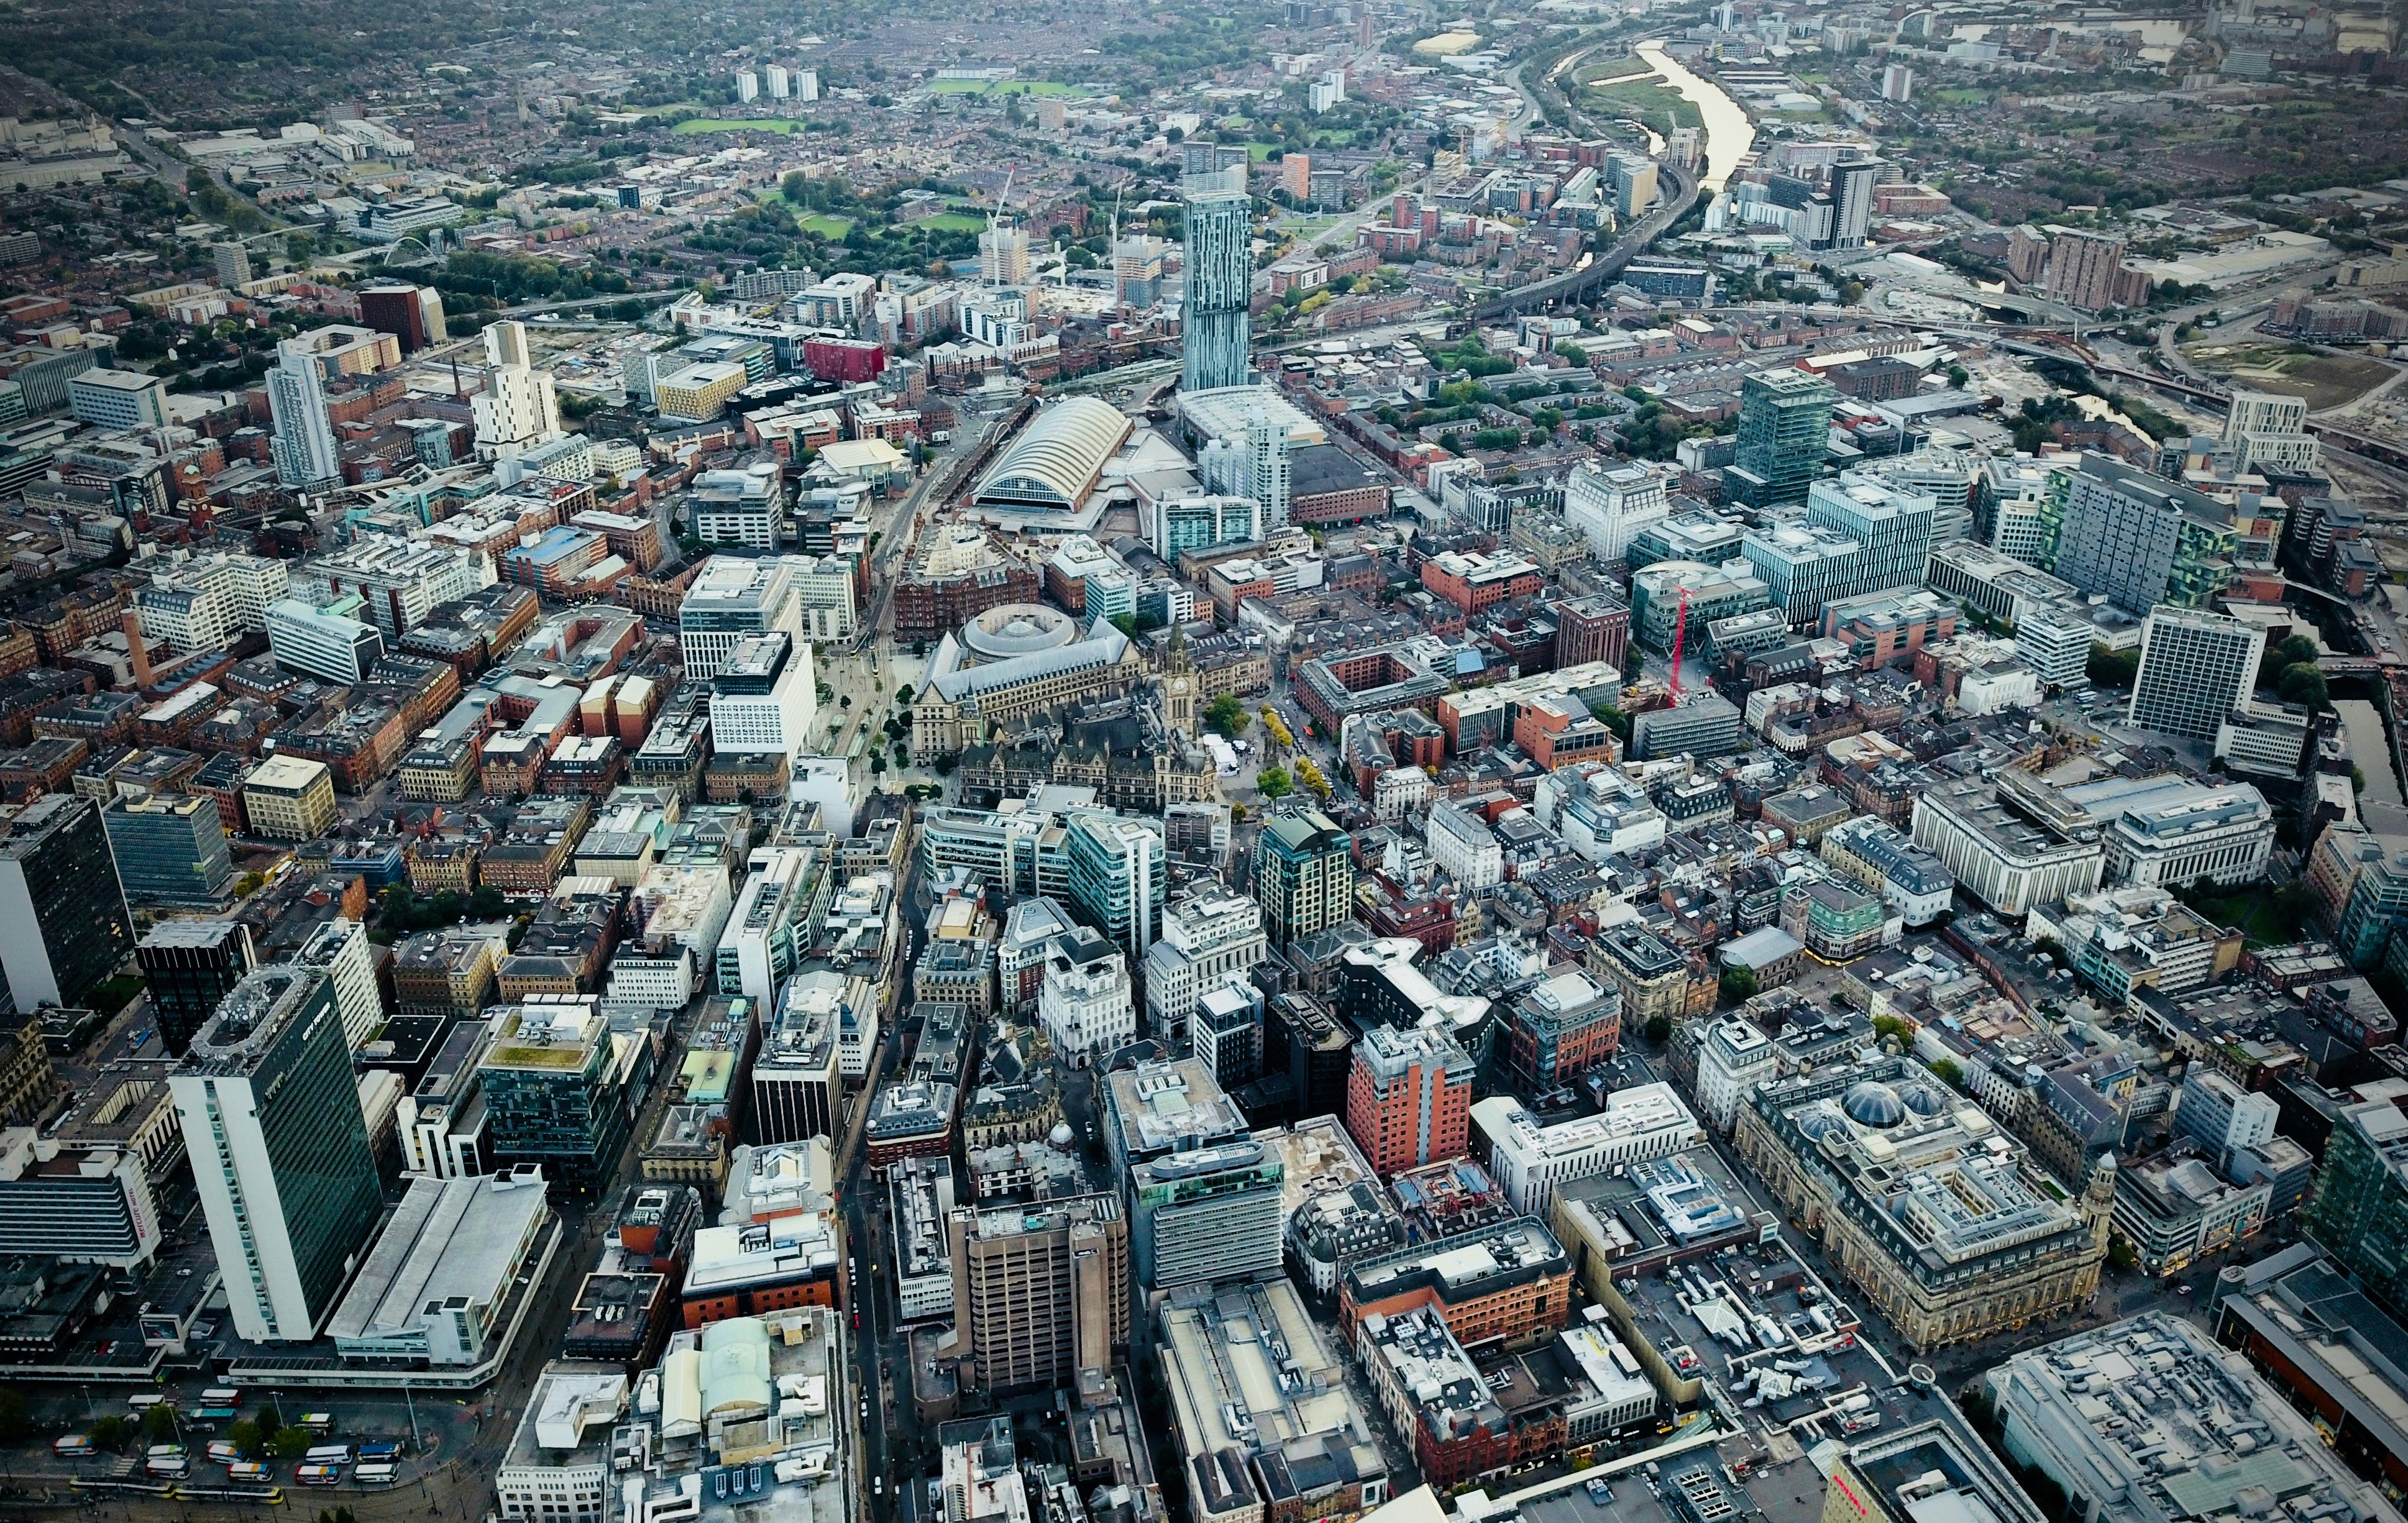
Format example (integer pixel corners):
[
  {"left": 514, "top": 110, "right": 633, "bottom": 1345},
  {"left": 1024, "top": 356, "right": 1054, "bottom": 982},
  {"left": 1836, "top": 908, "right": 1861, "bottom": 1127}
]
[
  {"left": 2336, "top": 698, "right": 2404, "bottom": 807},
  {"left": 1633, "top": 40, "right": 1756, "bottom": 191}
]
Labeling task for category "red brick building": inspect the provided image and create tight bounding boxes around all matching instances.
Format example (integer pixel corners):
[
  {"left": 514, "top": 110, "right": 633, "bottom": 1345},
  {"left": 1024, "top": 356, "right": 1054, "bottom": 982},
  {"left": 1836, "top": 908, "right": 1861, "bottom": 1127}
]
[{"left": 1421, "top": 550, "right": 1544, "bottom": 614}]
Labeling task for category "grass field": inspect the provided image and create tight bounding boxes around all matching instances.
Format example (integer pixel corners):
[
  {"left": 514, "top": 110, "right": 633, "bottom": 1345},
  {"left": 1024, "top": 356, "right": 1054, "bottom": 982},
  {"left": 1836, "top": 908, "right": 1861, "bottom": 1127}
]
[
  {"left": 914, "top": 212, "right": 988, "bottom": 232},
  {"left": 925, "top": 78, "right": 1084, "bottom": 96},
  {"left": 672, "top": 117, "right": 799, "bottom": 134},
  {"left": 795, "top": 213, "right": 853, "bottom": 236},
  {"left": 1577, "top": 55, "right": 1658, "bottom": 84},
  {"left": 2179, "top": 885, "right": 2314, "bottom": 946},
  {"left": 2185, "top": 340, "right": 2396, "bottom": 411},
  {"left": 1582, "top": 76, "right": 1704, "bottom": 132}
]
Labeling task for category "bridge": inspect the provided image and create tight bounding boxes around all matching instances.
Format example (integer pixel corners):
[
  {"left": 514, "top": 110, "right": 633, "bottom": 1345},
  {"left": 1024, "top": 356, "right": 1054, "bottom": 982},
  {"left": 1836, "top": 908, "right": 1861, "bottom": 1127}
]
[
  {"left": 1471, "top": 161, "right": 1701, "bottom": 321},
  {"left": 2317, "top": 657, "right": 2394, "bottom": 677}
]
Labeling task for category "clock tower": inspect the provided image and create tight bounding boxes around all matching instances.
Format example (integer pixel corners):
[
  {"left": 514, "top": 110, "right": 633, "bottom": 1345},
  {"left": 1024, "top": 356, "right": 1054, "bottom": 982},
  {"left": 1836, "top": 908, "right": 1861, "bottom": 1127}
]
[{"left": 1162, "top": 624, "right": 1197, "bottom": 735}]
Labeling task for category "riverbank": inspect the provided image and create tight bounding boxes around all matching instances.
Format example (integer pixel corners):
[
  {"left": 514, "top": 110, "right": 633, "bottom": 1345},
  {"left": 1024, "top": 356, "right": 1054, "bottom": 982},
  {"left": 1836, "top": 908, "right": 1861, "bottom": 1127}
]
[{"left": 1632, "top": 40, "right": 1755, "bottom": 191}]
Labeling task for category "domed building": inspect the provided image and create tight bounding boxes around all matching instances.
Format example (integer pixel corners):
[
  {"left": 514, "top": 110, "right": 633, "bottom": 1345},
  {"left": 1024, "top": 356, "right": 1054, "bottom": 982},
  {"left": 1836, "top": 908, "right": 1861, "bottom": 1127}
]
[{"left": 1732, "top": 1050, "right": 2115, "bottom": 1354}]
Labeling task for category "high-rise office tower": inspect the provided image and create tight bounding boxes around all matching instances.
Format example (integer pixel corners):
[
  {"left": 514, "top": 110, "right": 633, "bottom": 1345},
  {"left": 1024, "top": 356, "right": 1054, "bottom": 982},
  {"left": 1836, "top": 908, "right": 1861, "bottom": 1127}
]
[
  {"left": 1248, "top": 404, "right": 1291, "bottom": 530},
  {"left": 1829, "top": 158, "right": 1882, "bottom": 247},
  {"left": 137, "top": 920, "right": 258, "bottom": 1056},
  {"left": 356, "top": 281, "right": 445, "bottom": 352},
  {"left": 170, "top": 964, "right": 384, "bottom": 1341},
  {"left": 939, "top": 1191, "right": 1130, "bottom": 1394},
  {"left": 2128, "top": 607, "right": 2263, "bottom": 742},
  {"left": 1345, "top": 1024, "right": 1475, "bottom": 1178},
  {"left": 2223, "top": 388, "right": 2321, "bottom": 477},
  {"left": 1728, "top": 368, "right": 1837, "bottom": 506},
  {"left": 0, "top": 795, "right": 132, "bottom": 1014},
  {"left": 471, "top": 320, "right": 562, "bottom": 459},
  {"left": 1254, "top": 810, "right": 1355, "bottom": 947},
  {"left": 266, "top": 347, "right": 342, "bottom": 492},
  {"left": 2054, "top": 454, "right": 2236, "bottom": 613},
  {"left": 1130, "top": 1137, "right": 1284, "bottom": 1292},
  {"left": 102, "top": 793, "right": 234, "bottom": 904},
  {"left": 1181, "top": 190, "right": 1253, "bottom": 393},
  {"left": 677, "top": 554, "right": 807, "bottom": 681},
  {"left": 979, "top": 221, "right": 1032, "bottom": 286},
  {"left": 2302, "top": 1099, "right": 2408, "bottom": 1322},
  {"left": 1564, "top": 459, "right": 1672, "bottom": 562}
]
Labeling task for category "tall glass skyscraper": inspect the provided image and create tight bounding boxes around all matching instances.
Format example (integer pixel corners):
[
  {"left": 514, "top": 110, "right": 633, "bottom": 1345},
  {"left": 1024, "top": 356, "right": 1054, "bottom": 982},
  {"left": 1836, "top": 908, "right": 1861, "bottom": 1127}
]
[
  {"left": 1728, "top": 368, "right": 1838, "bottom": 506},
  {"left": 171, "top": 964, "right": 383, "bottom": 1341},
  {"left": 1181, "top": 190, "right": 1253, "bottom": 393}
]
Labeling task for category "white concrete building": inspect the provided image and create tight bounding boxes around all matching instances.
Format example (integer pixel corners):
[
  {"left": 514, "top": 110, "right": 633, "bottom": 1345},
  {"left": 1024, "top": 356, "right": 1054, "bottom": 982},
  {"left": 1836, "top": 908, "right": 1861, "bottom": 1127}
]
[
  {"left": 471, "top": 321, "right": 564, "bottom": 459},
  {"left": 264, "top": 596, "right": 384, "bottom": 684},
  {"left": 1693, "top": 1017, "right": 1777, "bottom": 1133},
  {"left": 2104, "top": 779, "right": 2276, "bottom": 887},
  {"left": 690, "top": 462, "right": 785, "bottom": 549},
  {"left": 135, "top": 551, "right": 291, "bottom": 654},
  {"left": 293, "top": 916, "right": 383, "bottom": 1051},
  {"left": 1471, "top": 1086, "right": 1704, "bottom": 1214},
  {"left": 1425, "top": 801, "right": 1503, "bottom": 891},
  {"left": 1911, "top": 772, "right": 2105, "bottom": 918},
  {"left": 298, "top": 535, "right": 493, "bottom": 636},
  {"left": 496, "top": 1364, "right": 625, "bottom": 1523},
  {"left": 676, "top": 554, "right": 807, "bottom": 681},
  {"left": 1038, "top": 926, "right": 1133, "bottom": 1067},
  {"left": 1563, "top": 459, "right": 1672, "bottom": 562},
  {"left": 707, "top": 632, "right": 819, "bottom": 765},
  {"left": 2129, "top": 608, "right": 2262, "bottom": 743},
  {"left": 1140, "top": 883, "right": 1267, "bottom": 1038}
]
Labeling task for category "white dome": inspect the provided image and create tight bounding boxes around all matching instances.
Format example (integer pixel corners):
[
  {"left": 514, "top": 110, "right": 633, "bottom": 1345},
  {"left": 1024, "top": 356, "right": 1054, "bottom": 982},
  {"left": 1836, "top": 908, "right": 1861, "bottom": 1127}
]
[{"left": 1050, "top": 1122, "right": 1076, "bottom": 1147}]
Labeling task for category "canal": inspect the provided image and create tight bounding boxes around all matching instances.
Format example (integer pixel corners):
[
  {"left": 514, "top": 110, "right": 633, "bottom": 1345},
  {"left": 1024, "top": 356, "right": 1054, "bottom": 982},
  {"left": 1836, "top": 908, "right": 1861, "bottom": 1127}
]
[
  {"left": 1633, "top": 40, "right": 1756, "bottom": 191},
  {"left": 2336, "top": 697, "right": 2404, "bottom": 807}
]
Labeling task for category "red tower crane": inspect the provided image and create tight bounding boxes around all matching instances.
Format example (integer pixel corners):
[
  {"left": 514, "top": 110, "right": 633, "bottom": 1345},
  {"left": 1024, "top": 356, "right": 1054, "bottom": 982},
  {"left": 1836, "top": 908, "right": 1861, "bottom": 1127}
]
[{"left": 1667, "top": 585, "right": 1691, "bottom": 702}]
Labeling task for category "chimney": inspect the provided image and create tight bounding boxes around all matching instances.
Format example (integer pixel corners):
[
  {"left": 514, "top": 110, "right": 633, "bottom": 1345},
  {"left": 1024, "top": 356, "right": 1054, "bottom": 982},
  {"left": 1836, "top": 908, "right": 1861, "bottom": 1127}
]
[{"left": 122, "top": 608, "right": 154, "bottom": 690}]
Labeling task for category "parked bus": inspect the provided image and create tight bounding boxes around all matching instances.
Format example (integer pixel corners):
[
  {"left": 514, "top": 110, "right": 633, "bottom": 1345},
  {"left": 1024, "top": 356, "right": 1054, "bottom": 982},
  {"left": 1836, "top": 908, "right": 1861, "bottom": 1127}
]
[
  {"left": 146, "top": 1454, "right": 191, "bottom": 1480},
  {"left": 206, "top": 1441, "right": 242, "bottom": 1464},
  {"left": 54, "top": 1435, "right": 96, "bottom": 1457},
  {"left": 296, "top": 1413, "right": 335, "bottom": 1435},
  {"left": 304, "top": 1445, "right": 354, "bottom": 1465},
  {"left": 355, "top": 1463, "right": 399, "bottom": 1487},
  {"left": 357, "top": 1443, "right": 402, "bottom": 1461},
  {"left": 297, "top": 1464, "right": 344, "bottom": 1486},
  {"left": 227, "top": 1462, "right": 273, "bottom": 1483},
  {"left": 127, "top": 1393, "right": 169, "bottom": 1412},
  {"left": 201, "top": 1388, "right": 242, "bottom": 1406},
  {"left": 195, "top": 1407, "right": 239, "bottom": 1424}
]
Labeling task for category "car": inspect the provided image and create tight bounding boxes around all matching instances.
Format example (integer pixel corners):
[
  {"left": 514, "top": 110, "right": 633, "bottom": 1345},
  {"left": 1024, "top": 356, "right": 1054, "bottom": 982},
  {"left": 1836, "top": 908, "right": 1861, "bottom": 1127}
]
[{"left": 874, "top": 1478, "right": 886, "bottom": 1497}]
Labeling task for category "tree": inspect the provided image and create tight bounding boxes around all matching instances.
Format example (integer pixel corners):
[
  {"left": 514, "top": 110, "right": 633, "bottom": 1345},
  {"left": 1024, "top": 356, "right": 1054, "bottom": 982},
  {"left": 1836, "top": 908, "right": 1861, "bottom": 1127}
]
[
  {"left": 1719, "top": 966, "right": 1759, "bottom": 1005},
  {"left": 1257, "top": 765, "right": 1294, "bottom": 800},
  {"left": 2260, "top": 634, "right": 2319, "bottom": 687},
  {"left": 896, "top": 684, "right": 916, "bottom": 707},
  {"left": 2087, "top": 643, "right": 2140, "bottom": 688},
  {"left": 87, "top": 1416, "right": 130, "bottom": 1452},
  {"left": 1932, "top": 1057, "right": 1966, "bottom": 1090},
  {"left": 1204, "top": 693, "right": 1250, "bottom": 736},
  {"left": 0, "top": 1389, "right": 24, "bottom": 1444},
  {"left": 1947, "top": 364, "right": 1970, "bottom": 388},
  {"left": 272, "top": 1429, "right": 315, "bottom": 1461},
  {"left": 142, "top": 1404, "right": 179, "bottom": 1444},
  {"left": 1644, "top": 1015, "right": 1672, "bottom": 1044},
  {"left": 227, "top": 1419, "right": 262, "bottom": 1457},
  {"left": 2278, "top": 663, "right": 2328, "bottom": 710},
  {"left": 469, "top": 884, "right": 510, "bottom": 920}
]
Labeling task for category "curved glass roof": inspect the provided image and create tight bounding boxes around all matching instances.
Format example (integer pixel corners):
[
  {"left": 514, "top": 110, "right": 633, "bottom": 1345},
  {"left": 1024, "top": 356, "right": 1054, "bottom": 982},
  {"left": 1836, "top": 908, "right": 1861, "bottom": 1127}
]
[{"left": 973, "top": 397, "right": 1132, "bottom": 510}]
